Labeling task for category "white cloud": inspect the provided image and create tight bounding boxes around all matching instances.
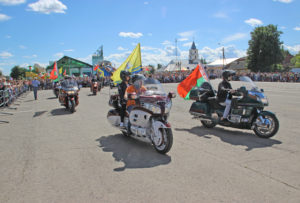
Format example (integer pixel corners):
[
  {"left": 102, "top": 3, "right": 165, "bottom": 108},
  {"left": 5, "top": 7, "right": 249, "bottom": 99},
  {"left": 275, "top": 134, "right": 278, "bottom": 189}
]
[
  {"left": 23, "top": 54, "right": 37, "bottom": 58},
  {"left": 280, "top": 26, "right": 287, "bottom": 29},
  {"left": 182, "top": 42, "right": 193, "bottom": 47},
  {"left": 0, "top": 13, "right": 11, "bottom": 21},
  {"left": 117, "top": 46, "right": 127, "bottom": 51},
  {"left": 5, "top": 35, "right": 11, "bottom": 38},
  {"left": 162, "top": 40, "right": 172, "bottom": 45},
  {"left": 53, "top": 52, "right": 64, "bottom": 59},
  {"left": 27, "top": 0, "right": 67, "bottom": 14},
  {"left": 198, "top": 45, "right": 246, "bottom": 63},
  {"left": 119, "top": 32, "right": 143, "bottom": 38},
  {"left": 19, "top": 45, "right": 27, "bottom": 49},
  {"left": 245, "top": 18, "right": 263, "bottom": 27},
  {"left": 0, "top": 51, "right": 13, "bottom": 58},
  {"left": 178, "top": 38, "right": 188, "bottom": 42},
  {"left": 273, "top": 0, "right": 293, "bottom": 3},
  {"left": 213, "top": 12, "right": 228, "bottom": 19},
  {"left": 77, "top": 54, "right": 92, "bottom": 64},
  {"left": 0, "top": 0, "right": 26, "bottom": 6},
  {"left": 222, "top": 33, "right": 247, "bottom": 43},
  {"left": 144, "top": 1, "right": 149, "bottom": 5},
  {"left": 178, "top": 30, "right": 196, "bottom": 38},
  {"left": 283, "top": 44, "right": 300, "bottom": 54},
  {"left": 294, "top": 26, "right": 300, "bottom": 31},
  {"left": 64, "top": 49, "right": 74, "bottom": 52}
]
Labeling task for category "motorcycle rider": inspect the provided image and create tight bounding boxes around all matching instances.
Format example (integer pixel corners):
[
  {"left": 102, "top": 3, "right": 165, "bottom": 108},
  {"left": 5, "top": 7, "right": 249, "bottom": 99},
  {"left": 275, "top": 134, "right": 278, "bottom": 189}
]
[
  {"left": 217, "top": 70, "right": 236, "bottom": 121},
  {"left": 118, "top": 70, "right": 131, "bottom": 127},
  {"left": 124, "top": 74, "right": 147, "bottom": 113}
]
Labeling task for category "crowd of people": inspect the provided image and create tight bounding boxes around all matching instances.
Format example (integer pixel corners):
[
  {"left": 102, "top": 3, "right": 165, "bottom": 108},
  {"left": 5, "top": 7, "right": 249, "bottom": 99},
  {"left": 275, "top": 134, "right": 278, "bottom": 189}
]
[{"left": 150, "top": 70, "right": 300, "bottom": 83}]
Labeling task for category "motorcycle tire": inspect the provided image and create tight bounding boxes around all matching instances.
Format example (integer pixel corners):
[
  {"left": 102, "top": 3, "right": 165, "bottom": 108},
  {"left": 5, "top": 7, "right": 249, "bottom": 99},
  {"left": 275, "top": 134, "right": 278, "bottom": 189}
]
[
  {"left": 153, "top": 128, "right": 173, "bottom": 154},
  {"left": 93, "top": 91, "right": 97, "bottom": 95},
  {"left": 70, "top": 100, "right": 75, "bottom": 113},
  {"left": 253, "top": 113, "right": 279, "bottom": 138},
  {"left": 201, "top": 120, "right": 217, "bottom": 128}
]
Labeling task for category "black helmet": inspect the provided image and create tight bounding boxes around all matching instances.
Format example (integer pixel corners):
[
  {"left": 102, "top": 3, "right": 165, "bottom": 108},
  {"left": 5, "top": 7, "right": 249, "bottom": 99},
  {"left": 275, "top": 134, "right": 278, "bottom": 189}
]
[
  {"left": 120, "top": 70, "right": 131, "bottom": 81},
  {"left": 64, "top": 75, "right": 71, "bottom": 79},
  {"left": 222, "top": 70, "right": 235, "bottom": 80}
]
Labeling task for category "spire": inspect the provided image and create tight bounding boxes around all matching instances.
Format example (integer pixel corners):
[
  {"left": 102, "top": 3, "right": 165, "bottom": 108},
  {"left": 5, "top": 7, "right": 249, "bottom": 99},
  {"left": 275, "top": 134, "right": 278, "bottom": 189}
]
[{"left": 191, "top": 41, "right": 197, "bottom": 50}]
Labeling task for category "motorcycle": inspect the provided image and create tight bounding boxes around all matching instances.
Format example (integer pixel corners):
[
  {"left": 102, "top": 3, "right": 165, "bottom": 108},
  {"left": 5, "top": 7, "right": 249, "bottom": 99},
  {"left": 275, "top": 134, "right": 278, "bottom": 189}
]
[
  {"left": 58, "top": 81, "right": 79, "bottom": 113},
  {"left": 53, "top": 83, "right": 61, "bottom": 98},
  {"left": 107, "top": 77, "right": 176, "bottom": 154},
  {"left": 189, "top": 76, "right": 279, "bottom": 138},
  {"left": 91, "top": 81, "right": 98, "bottom": 95}
]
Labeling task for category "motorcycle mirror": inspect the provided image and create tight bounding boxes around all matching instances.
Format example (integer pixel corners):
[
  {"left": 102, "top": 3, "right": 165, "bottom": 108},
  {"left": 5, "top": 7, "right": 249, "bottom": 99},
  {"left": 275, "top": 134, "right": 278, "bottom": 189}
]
[
  {"left": 168, "top": 92, "right": 176, "bottom": 98},
  {"left": 261, "top": 89, "right": 264, "bottom": 92}
]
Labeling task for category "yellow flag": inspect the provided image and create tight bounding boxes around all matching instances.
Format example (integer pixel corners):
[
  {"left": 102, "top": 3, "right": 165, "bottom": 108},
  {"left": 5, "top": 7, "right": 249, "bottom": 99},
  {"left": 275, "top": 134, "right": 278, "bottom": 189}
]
[
  {"left": 59, "top": 67, "right": 63, "bottom": 75},
  {"left": 111, "top": 43, "right": 142, "bottom": 84}
]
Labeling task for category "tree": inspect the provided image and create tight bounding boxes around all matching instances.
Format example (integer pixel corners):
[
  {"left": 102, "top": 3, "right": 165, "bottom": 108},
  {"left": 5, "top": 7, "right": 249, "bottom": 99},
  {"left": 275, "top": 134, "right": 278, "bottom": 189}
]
[
  {"left": 157, "top": 64, "right": 163, "bottom": 70},
  {"left": 10, "top": 66, "right": 26, "bottom": 79},
  {"left": 291, "top": 51, "right": 300, "bottom": 68},
  {"left": 0, "top": 70, "right": 2, "bottom": 77},
  {"left": 247, "top": 24, "right": 284, "bottom": 72},
  {"left": 200, "top": 57, "right": 207, "bottom": 64}
]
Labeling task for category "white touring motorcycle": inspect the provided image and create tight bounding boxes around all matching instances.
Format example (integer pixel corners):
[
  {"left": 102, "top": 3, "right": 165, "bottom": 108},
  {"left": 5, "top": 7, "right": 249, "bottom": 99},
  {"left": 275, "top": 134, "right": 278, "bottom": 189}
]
[{"left": 107, "top": 77, "right": 176, "bottom": 154}]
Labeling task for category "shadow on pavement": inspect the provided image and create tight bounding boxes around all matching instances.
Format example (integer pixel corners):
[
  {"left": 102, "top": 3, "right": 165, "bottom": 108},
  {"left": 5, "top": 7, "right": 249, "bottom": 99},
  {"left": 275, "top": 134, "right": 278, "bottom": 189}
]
[
  {"left": 47, "top": 97, "right": 57, "bottom": 100},
  {"left": 33, "top": 110, "right": 47, "bottom": 117},
  {"left": 87, "top": 94, "right": 96, "bottom": 96},
  {"left": 24, "top": 99, "right": 34, "bottom": 102},
  {"left": 50, "top": 108, "right": 71, "bottom": 116},
  {"left": 175, "top": 126, "right": 282, "bottom": 151},
  {"left": 96, "top": 134, "right": 171, "bottom": 172}
]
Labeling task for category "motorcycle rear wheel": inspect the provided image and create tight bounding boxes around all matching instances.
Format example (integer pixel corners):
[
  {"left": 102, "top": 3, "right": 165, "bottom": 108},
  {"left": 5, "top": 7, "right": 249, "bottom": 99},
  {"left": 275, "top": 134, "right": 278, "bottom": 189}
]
[
  {"left": 153, "top": 128, "right": 173, "bottom": 154},
  {"left": 201, "top": 120, "right": 217, "bottom": 128}
]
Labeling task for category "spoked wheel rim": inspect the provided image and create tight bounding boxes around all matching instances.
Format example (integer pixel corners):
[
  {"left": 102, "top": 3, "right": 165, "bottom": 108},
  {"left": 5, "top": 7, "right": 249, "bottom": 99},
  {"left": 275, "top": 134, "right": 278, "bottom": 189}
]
[
  {"left": 152, "top": 129, "right": 167, "bottom": 150},
  {"left": 255, "top": 115, "right": 276, "bottom": 136}
]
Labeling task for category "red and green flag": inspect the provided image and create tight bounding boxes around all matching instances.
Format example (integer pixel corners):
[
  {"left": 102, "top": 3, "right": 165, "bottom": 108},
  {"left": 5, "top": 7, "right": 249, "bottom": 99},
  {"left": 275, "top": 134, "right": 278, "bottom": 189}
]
[
  {"left": 177, "top": 64, "right": 209, "bottom": 100},
  {"left": 94, "top": 65, "right": 99, "bottom": 71},
  {"left": 50, "top": 61, "right": 58, "bottom": 81}
]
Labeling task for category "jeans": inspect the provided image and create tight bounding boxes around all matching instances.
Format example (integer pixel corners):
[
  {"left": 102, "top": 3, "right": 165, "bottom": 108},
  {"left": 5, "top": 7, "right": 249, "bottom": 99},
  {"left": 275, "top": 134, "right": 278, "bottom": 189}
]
[
  {"left": 33, "top": 87, "right": 38, "bottom": 100},
  {"left": 223, "top": 99, "right": 232, "bottom": 119}
]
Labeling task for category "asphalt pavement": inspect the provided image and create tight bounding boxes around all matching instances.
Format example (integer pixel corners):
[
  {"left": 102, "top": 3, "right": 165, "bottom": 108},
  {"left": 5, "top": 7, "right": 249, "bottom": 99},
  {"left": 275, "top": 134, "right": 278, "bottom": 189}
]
[{"left": 0, "top": 80, "right": 300, "bottom": 203}]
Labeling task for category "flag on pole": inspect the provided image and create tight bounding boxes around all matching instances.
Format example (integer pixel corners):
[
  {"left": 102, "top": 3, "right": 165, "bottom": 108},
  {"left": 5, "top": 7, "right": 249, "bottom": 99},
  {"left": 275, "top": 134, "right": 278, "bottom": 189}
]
[
  {"left": 63, "top": 69, "right": 66, "bottom": 76},
  {"left": 50, "top": 61, "right": 58, "bottom": 81},
  {"left": 111, "top": 43, "right": 142, "bottom": 84},
  {"left": 94, "top": 65, "right": 99, "bottom": 71},
  {"left": 59, "top": 67, "right": 63, "bottom": 75},
  {"left": 177, "top": 64, "right": 209, "bottom": 100}
]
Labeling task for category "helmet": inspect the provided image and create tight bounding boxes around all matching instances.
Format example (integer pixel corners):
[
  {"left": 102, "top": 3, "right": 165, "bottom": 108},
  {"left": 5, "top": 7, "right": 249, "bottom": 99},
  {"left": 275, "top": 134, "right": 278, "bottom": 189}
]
[
  {"left": 222, "top": 70, "right": 235, "bottom": 80},
  {"left": 120, "top": 71, "right": 131, "bottom": 81}
]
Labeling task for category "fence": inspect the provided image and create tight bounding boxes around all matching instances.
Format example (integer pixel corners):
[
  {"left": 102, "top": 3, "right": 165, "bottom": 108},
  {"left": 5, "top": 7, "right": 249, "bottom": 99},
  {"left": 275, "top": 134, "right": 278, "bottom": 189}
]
[{"left": 0, "top": 86, "right": 28, "bottom": 123}]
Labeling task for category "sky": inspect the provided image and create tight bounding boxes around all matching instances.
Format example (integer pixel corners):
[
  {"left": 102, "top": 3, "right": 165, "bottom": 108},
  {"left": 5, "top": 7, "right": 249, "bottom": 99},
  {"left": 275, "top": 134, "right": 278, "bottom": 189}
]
[{"left": 0, "top": 0, "right": 299, "bottom": 75}]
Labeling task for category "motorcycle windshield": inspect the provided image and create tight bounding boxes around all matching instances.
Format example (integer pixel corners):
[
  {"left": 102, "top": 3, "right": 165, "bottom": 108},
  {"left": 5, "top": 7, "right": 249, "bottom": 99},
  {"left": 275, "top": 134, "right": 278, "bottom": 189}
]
[
  {"left": 143, "top": 78, "right": 166, "bottom": 96},
  {"left": 239, "top": 76, "right": 259, "bottom": 91}
]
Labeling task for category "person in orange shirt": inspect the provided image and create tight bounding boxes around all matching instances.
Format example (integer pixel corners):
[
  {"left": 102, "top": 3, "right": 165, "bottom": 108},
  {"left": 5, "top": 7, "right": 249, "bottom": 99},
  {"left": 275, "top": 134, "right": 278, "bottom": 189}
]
[{"left": 124, "top": 74, "right": 146, "bottom": 112}]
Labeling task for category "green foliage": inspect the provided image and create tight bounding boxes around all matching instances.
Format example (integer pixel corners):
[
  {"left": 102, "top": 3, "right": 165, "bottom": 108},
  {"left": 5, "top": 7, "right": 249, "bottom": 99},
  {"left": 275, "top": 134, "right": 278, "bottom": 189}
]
[
  {"left": 10, "top": 66, "right": 27, "bottom": 79},
  {"left": 200, "top": 57, "right": 207, "bottom": 64},
  {"left": 291, "top": 51, "right": 300, "bottom": 68},
  {"left": 247, "top": 24, "right": 284, "bottom": 72},
  {"left": 0, "top": 70, "right": 2, "bottom": 77},
  {"left": 157, "top": 64, "right": 163, "bottom": 70}
]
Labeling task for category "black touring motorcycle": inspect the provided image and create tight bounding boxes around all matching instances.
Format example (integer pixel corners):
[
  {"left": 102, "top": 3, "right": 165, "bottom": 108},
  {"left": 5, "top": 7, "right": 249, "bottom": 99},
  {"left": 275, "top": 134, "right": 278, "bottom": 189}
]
[{"left": 189, "top": 76, "right": 279, "bottom": 138}]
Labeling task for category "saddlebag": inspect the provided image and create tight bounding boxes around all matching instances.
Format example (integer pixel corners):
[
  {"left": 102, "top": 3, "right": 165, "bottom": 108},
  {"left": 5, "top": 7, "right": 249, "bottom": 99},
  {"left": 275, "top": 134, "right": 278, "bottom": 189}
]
[{"left": 189, "top": 102, "right": 210, "bottom": 114}]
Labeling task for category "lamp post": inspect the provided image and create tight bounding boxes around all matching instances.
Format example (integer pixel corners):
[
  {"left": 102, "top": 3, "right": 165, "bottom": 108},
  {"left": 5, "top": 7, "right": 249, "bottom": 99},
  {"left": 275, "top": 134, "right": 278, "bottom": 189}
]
[{"left": 218, "top": 43, "right": 226, "bottom": 70}]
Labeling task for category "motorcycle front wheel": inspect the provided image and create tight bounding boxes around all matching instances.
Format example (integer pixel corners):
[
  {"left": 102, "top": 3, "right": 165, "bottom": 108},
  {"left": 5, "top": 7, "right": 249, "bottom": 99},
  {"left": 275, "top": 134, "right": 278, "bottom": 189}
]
[
  {"left": 253, "top": 113, "right": 279, "bottom": 138},
  {"left": 201, "top": 120, "right": 217, "bottom": 128},
  {"left": 153, "top": 128, "right": 173, "bottom": 154},
  {"left": 70, "top": 100, "right": 75, "bottom": 113}
]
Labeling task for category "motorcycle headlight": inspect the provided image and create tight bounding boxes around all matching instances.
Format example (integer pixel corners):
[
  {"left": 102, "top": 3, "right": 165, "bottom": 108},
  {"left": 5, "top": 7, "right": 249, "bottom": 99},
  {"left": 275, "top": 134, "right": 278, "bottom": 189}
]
[
  {"left": 143, "top": 103, "right": 161, "bottom": 114},
  {"left": 257, "top": 97, "right": 268, "bottom": 105},
  {"left": 67, "top": 91, "right": 75, "bottom": 94}
]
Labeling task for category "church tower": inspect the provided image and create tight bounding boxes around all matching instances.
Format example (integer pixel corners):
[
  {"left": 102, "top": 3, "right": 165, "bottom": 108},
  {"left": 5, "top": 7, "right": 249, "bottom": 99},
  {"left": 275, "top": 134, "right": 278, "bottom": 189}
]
[{"left": 189, "top": 41, "right": 199, "bottom": 64}]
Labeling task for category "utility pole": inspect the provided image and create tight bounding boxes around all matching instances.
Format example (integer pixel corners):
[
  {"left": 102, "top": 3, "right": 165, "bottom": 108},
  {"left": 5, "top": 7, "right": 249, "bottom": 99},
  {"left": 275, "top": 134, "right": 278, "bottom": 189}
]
[
  {"left": 222, "top": 47, "right": 225, "bottom": 70},
  {"left": 175, "top": 38, "right": 178, "bottom": 71}
]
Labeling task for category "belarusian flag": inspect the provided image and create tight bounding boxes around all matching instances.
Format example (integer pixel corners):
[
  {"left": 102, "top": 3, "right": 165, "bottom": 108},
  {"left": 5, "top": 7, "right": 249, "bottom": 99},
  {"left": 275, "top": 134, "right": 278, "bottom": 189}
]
[
  {"left": 177, "top": 64, "right": 209, "bottom": 100},
  {"left": 50, "top": 61, "right": 58, "bottom": 80}
]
